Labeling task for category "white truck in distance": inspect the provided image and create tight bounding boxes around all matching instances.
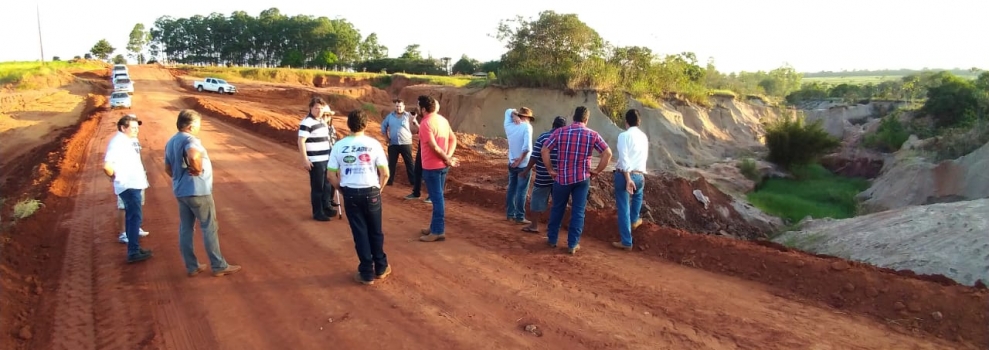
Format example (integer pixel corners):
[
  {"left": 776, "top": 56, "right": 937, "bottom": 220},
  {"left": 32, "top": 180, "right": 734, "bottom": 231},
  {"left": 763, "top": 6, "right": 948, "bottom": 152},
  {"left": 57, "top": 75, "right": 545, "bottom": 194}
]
[{"left": 193, "top": 77, "right": 236, "bottom": 94}]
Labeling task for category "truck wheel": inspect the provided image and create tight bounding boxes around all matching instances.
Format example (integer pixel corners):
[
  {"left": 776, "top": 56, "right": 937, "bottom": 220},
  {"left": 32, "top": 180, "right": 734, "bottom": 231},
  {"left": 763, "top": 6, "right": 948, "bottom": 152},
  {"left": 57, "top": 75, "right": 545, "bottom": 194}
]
[
  {"left": 218, "top": 88, "right": 225, "bottom": 94},
  {"left": 197, "top": 86, "right": 203, "bottom": 92}
]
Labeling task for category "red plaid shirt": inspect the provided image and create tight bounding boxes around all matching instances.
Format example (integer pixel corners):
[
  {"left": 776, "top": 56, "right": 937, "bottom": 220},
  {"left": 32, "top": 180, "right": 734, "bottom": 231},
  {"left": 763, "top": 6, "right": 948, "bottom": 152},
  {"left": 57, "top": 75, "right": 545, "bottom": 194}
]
[{"left": 543, "top": 122, "right": 609, "bottom": 185}]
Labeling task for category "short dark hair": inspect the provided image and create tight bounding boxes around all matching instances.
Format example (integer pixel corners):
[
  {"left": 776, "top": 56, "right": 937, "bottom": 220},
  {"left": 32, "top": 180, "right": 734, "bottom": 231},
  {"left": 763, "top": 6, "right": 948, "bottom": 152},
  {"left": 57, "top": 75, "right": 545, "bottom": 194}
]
[
  {"left": 572, "top": 106, "right": 589, "bottom": 123},
  {"left": 347, "top": 110, "right": 368, "bottom": 132},
  {"left": 116, "top": 114, "right": 142, "bottom": 132},
  {"left": 392, "top": 99, "right": 403, "bottom": 104},
  {"left": 176, "top": 109, "right": 201, "bottom": 131},
  {"left": 552, "top": 116, "right": 566, "bottom": 129},
  {"left": 625, "top": 109, "right": 641, "bottom": 127},
  {"left": 417, "top": 95, "right": 437, "bottom": 113},
  {"left": 309, "top": 96, "right": 327, "bottom": 108}
]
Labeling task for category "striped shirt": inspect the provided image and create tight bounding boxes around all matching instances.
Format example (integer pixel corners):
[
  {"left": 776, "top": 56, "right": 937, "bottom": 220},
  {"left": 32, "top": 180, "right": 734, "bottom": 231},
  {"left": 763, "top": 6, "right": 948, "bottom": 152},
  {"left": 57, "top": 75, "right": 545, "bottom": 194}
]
[
  {"left": 299, "top": 114, "right": 335, "bottom": 162},
  {"left": 529, "top": 131, "right": 558, "bottom": 187},
  {"left": 542, "top": 122, "right": 609, "bottom": 185}
]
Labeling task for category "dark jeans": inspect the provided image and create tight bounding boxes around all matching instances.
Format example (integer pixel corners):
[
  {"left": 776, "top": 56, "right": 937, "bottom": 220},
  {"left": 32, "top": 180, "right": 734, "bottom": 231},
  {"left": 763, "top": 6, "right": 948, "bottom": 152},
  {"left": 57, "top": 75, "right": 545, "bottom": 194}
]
[
  {"left": 387, "top": 144, "right": 414, "bottom": 186},
  {"left": 309, "top": 160, "right": 336, "bottom": 218},
  {"left": 341, "top": 186, "right": 388, "bottom": 280},
  {"left": 411, "top": 145, "right": 424, "bottom": 197},
  {"left": 506, "top": 165, "right": 531, "bottom": 220},
  {"left": 119, "top": 188, "right": 144, "bottom": 256},
  {"left": 177, "top": 194, "right": 229, "bottom": 274},
  {"left": 546, "top": 179, "right": 591, "bottom": 249},
  {"left": 422, "top": 167, "right": 449, "bottom": 234}
]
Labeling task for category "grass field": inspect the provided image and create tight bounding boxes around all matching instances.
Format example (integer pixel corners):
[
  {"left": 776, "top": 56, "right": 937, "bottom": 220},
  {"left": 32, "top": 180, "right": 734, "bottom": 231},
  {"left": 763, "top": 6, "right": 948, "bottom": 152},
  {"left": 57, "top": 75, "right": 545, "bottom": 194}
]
[
  {"left": 0, "top": 60, "right": 106, "bottom": 88},
  {"left": 803, "top": 73, "right": 980, "bottom": 85},
  {"left": 176, "top": 65, "right": 482, "bottom": 88},
  {"left": 746, "top": 164, "right": 871, "bottom": 223}
]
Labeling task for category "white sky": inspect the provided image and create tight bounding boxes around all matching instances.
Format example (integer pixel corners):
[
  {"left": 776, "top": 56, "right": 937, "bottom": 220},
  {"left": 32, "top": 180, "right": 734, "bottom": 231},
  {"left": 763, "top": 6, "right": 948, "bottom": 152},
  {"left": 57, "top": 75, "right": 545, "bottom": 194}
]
[{"left": 1, "top": 0, "right": 986, "bottom": 73}]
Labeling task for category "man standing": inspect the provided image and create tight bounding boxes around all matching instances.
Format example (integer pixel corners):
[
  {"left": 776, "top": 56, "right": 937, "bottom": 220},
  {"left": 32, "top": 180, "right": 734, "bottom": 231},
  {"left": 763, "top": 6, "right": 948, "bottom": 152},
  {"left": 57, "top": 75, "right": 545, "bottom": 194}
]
[
  {"left": 542, "top": 106, "right": 612, "bottom": 255},
  {"left": 520, "top": 116, "right": 566, "bottom": 233},
  {"left": 503, "top": 107, "right": 534, "bottom": 224},
  {"left": 109, "top": 114, "right": 150, "bottom": 245},
  {"left": 381, "top": 99, "right": 417, "bottom": 186},
  {"left": 298, "top": 97, "right": 339, "bottom": 221},
  {"left": 103, "top": 114, "right": 152, "bottom": 263},
  {"left": 612, "top": 109, "right": 649, "bottom": 251},
  {"left": 164, "top": 110, "right": 241, "bottom": 277},
  {"left": 417, "top": 96, "right": 458, "bottom": 242},
  {"left": 403, "top": 110, "right": 430, "bottom": 203},
  {"left": 327, "top": 110, "right": 391, "bottom": 285}
]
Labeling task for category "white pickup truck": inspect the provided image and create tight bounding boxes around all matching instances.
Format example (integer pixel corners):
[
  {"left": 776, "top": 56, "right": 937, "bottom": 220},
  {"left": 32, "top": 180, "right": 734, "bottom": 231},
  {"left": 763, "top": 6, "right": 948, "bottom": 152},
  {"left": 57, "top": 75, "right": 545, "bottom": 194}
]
[{"left": 193, "top": 77, "right": 236, "bottom": 94}]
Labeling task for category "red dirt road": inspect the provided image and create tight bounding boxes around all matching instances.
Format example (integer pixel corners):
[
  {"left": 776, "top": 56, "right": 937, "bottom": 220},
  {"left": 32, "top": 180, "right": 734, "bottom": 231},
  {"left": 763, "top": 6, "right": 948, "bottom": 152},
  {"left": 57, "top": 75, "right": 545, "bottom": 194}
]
[{"left": 5, "top": 66, "right": 986, "bottom": 350}]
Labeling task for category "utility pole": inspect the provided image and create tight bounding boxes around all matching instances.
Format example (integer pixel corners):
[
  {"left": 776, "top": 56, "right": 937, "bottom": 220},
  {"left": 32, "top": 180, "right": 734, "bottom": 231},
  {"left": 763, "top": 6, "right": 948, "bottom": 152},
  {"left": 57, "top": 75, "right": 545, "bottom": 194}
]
[{"left": 37, "top": 4, "right": 45, "bottom": 64}]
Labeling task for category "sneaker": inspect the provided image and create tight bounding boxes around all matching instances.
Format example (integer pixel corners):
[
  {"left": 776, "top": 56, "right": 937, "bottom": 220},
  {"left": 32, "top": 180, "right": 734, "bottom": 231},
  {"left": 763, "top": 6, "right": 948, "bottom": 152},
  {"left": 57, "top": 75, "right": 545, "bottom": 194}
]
[
  {"left": 568, "top": 245, "right": 581, "bottom": 255},
  {"left": 354, "top": 272, "right": 374, "bottom": 285},
  {"left": 212, "top": 265, "right": 242, "bottom": 277},
  {"left": 187, "top": 263, "right": 206, "bottom": 277},
  {"left": 127, "top": 248, "right": 153, "bottom": 263},
  {"left": 632, "top": 219, "right": 643, "bottom": 230},
  {"left": 375, "top": 265, "right": 392, "bottom": 280},
  {"left": 423, "top": 197, "right": 432, "bottom": 204},
  {"left": 611, "top": 242, "right": 632, "bottom": 251},
  {"left": 514, "top": 218, "right": 532, "bottom": 225},
  {"left": 118, "top": 232, "right": 128, "bottom": 244},
  {"left": 404, "top": 194, "right": 420, "bottom": 200},
  {"left": 419, "top": 233, "right": 446, "bottom": 242},
  {"left": 139, "top": 228, "right": 150, "bottom": 237}
]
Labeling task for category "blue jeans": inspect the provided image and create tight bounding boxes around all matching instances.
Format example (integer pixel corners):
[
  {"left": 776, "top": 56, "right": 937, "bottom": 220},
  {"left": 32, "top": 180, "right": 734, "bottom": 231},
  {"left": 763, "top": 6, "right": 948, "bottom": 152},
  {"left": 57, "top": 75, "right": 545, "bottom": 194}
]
[
  {"left": 341, "top": 187, "right": 388, "bottom": 281},
  {"left": 422, "top": 167, "right": 449, "bottom": 234},
  {"left": 614, "top": 172, "right": 645, "bottom": 247},
  {"left": 177, "top": 195, "right": 230, "bottom": 274},
  {"left": 546, "top": 179, "right": 591, "bottom": 249},
  {"left": 118, "top": 188, "right": 144, "bottom": 256},
  {"left": 506, "top": 165, "right": 531, "bottom": 220}
]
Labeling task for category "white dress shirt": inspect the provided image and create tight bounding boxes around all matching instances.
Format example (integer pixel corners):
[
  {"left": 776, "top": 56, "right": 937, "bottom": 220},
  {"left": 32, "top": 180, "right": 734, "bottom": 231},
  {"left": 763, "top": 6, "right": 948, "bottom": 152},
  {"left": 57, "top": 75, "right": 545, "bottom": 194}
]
[{"left": 615, "top": 126, "right": 648, "bottom": 173}]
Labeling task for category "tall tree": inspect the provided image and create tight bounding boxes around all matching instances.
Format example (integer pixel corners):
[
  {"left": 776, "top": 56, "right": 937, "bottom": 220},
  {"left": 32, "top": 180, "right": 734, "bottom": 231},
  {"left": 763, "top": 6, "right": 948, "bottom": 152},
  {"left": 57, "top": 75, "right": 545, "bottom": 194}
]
[
  {"left": 90, "top": 39, "right": 115, "bottom": 60},
  {"left": 358, "top": 33, "right": 388, "bottom": 61},
  {"left": 127, "top": 23, "right": 148, "bottom": 62},
  {"left": 400, "top": 44, "right": 422, "bottom": 60},
  {"left": 452, "top": 55, "right": 480, "bottom": 75},
  {"left": 112, "top": 54, "right": 127, "bottom": 64}
]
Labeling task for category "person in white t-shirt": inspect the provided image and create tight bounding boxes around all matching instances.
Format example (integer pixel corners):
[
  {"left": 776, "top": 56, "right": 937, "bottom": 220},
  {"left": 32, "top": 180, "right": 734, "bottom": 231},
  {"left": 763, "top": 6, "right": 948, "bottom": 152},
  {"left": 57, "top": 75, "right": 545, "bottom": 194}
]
[
  {"left": 612, "top": 109, "right": 649, "bottom": 251},
  {"left": 103, "top": 114, "right": 153, "bottom": 263},
  {"left": 327, "top": 109, "right": 392, "bottom": 285}
]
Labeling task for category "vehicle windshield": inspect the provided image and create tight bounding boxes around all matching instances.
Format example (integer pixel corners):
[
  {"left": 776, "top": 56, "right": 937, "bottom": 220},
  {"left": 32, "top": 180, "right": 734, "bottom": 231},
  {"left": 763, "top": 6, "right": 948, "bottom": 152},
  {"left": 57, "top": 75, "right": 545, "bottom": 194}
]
[
  {"left": 216, "top": 79, "right": 227, "bottom": 84},
  {"left": 112, "top": 93, "right": 128, "bottom": 98},
  {"left": 117, "top": 79, "right": 131, "bottom": 84},
  {"left": 114, "top": 66, "right": 126, "bottom": 71}
]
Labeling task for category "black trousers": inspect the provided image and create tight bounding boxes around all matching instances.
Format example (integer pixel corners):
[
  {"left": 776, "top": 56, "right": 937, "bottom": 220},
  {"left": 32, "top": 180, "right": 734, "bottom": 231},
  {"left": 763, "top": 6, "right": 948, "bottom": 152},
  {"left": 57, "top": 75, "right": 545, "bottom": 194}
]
[
  {"left": 387, "top": 144, "right": 414, "bottom": 186},
  {"left": 341, "top": 186, "right": 388, "bottom": 281},
  {"left": 309, "top": 160, "right": 336, "bottom": 218},
  {"left": 411, "top": 145, "right": 424, "bottom": 197}
]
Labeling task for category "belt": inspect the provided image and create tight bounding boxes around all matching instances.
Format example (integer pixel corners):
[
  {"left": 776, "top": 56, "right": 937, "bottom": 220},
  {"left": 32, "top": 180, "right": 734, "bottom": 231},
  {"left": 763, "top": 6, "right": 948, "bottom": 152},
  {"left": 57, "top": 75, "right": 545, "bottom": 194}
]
[{"left": 613, "top": 169, "right": 645, "bottom": 175}]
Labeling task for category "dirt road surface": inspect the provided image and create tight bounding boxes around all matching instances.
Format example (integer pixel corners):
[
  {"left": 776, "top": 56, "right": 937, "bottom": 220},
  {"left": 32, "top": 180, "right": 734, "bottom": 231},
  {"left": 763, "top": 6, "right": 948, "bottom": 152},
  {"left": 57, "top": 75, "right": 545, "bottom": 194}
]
[{"left": 5, "top": 66, "right": 985, "bottom": 350}]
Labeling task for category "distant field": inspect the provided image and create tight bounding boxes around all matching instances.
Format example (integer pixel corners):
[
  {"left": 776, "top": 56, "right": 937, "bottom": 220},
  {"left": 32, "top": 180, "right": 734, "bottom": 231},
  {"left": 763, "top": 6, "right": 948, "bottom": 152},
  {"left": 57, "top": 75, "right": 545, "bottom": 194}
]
[
  {"left": 0, "top": 60, "right": 106, "bottom": 88},
  {"left": 175, "top": 65, "right": 483, "bottom": 88},
  {"left": 803, "top": 73, "right": 980, "bottom": 85}
]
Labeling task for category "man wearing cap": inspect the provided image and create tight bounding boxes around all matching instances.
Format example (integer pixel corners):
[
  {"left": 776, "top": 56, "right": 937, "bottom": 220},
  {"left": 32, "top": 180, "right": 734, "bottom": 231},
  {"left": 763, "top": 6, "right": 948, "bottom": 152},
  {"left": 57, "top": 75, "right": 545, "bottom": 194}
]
[
  {"left": 520, "top": 116, "right": 567, "bottom": 233},
  {"left": 327, "top": 109, "right": 391, "bottom": 285},
  {"left": 503, "top": 107, "right": 534, "bottom": 225},
  {"left": 612, "top": 109, "right": 649, "bottom": 251},
  {"left": 298, "top": 97, "right": 339, "bottom": 221},
  {"left": 542, "top": 106, "right": 613, "bottom": 255},
  {"left": 381, "top": 99, "right": 417, "bottom": 187},
  {"left": 103, "top": 114, "right": 152, "bottom": 263}
]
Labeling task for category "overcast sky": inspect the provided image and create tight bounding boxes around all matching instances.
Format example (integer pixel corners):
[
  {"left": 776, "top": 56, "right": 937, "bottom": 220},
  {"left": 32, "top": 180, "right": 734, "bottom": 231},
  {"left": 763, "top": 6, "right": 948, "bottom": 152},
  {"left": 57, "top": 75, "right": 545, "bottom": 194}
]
[{"left": 1, "top": 0, "right": 986, "bottom": 73}]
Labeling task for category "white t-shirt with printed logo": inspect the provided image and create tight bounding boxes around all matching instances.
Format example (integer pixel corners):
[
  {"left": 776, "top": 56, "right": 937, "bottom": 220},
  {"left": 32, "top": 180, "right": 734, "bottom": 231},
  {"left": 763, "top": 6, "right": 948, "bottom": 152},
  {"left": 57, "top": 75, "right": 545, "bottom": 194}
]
[
  {"left": 327, "top": 135, "right": 388, "bottom": 188},
  {"left": 104, "top": 132, "right": 149, "bottom": 195}
]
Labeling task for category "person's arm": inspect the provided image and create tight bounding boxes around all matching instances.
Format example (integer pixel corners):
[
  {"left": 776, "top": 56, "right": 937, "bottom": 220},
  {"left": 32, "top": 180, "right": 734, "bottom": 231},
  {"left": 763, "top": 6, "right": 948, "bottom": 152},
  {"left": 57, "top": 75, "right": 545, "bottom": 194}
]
[
  {"left": 445, "top": 129, "right": 458, "bottom": 166},
  {"left": 590, "top": 134, "right": 612, "bottom": 176},
  {"left": 616, "top": 134, "right": 635, "bottom": 193},
  {"left": 186, "top": 144, "right": 204, "bottom": 176},
  {"left": 504, "top": 109, "right": 517, "bottom": 129},
  {"left": 410, "top": 114, "right": 420, "bottom": 134},
  {"left": 326, "top": 146, "right": 341, "bottom": 188},
  {"left": 542, "top": 133, "right": 558, "bottom": 177},
  {"left": 298, "top": 123, "right": 313, "bottom": 170},
  {"left": 164, "top": 161, "right": 172, "bottom": 178},
  {"left": 380, "top": 114, "right": 391, "bottom": 144},
  {"left": 375, "top": 143, "right": 390, "bottom": 189}
]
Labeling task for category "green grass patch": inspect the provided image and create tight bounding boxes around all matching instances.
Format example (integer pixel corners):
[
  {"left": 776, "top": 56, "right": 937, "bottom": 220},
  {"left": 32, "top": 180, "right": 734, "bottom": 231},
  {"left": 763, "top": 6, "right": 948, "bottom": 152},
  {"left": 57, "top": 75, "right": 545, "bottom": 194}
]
[
  {"left": 746, "top": 164, "right": 870, "bottom": 223},
  {"left": 0, "top": 60, "right": 105, "bottom": 88},
  {"left": 176, "top": 65, "right": 477, "bottom": 88},
  {"left": 12, "top": 198, "right": 43, "bottom": 220}
]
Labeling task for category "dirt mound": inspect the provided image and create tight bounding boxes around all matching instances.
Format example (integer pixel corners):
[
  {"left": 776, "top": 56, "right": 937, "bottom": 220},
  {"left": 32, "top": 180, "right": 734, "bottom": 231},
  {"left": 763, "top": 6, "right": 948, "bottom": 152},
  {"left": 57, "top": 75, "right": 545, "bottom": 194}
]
[
  {"left": 0, "top": 95, "right": 107, "bottom": 350},
  {"left": 820, "top": 153, "right": 885, "bottom": 179}
]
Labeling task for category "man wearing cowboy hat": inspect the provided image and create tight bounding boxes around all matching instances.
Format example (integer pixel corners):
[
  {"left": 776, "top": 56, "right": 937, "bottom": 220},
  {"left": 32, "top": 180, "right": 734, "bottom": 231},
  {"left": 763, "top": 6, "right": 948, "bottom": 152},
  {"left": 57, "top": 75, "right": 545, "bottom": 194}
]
[{"left": 504, "top": 107, "right": 535, "bottom": 225}]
